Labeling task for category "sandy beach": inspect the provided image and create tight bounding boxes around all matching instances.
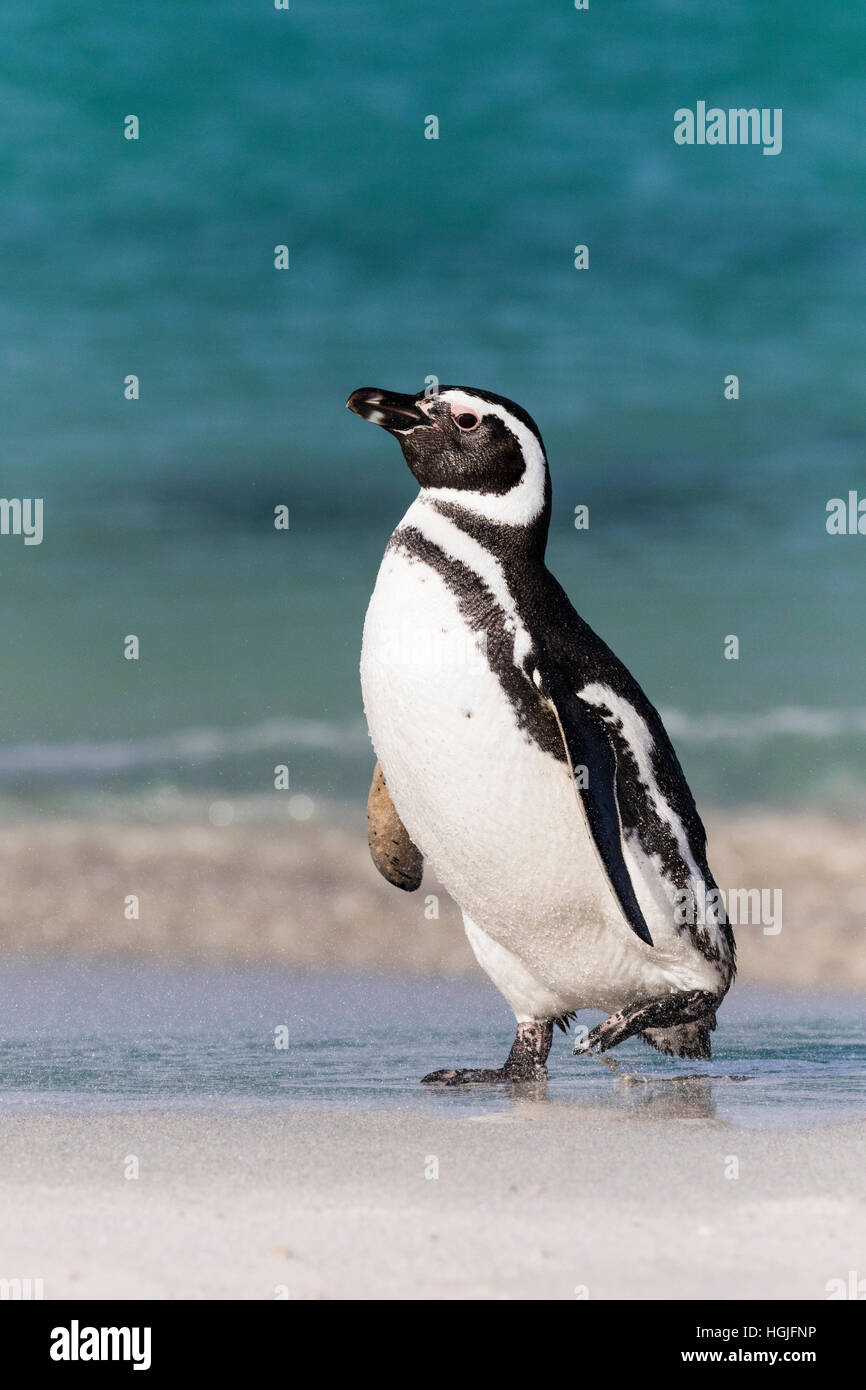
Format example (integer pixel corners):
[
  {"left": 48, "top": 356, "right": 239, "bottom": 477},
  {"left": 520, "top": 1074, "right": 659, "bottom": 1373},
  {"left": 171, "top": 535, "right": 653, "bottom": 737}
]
[
  {"left": 2, "top": 1105, "right": 864, "bottom": 1300},
  {"left": 1, "top": 803, "right": 863, "bottom": 1302},
  {"left": 0, "top": 804, "right": 863, "bottom": 990}
]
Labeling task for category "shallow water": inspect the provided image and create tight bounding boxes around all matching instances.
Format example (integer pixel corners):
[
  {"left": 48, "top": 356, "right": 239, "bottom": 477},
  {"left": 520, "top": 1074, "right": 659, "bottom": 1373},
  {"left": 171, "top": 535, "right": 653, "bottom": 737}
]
[{"left": 0, "top": 960, "right": 862, "bottom": 1129}]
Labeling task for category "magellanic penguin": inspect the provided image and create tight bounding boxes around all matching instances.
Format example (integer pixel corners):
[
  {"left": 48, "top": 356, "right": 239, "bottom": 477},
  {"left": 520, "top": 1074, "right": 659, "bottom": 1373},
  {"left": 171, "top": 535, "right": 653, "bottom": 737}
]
[{"left": 348, "top": 385, "right": 735, "bottom": 1084}]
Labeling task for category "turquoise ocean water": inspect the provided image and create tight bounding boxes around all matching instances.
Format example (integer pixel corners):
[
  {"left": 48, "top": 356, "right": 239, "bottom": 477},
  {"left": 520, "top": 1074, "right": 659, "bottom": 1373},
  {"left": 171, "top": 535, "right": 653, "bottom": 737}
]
[{"left": 0, "top": 1, "right": 864, "bottom": 811}]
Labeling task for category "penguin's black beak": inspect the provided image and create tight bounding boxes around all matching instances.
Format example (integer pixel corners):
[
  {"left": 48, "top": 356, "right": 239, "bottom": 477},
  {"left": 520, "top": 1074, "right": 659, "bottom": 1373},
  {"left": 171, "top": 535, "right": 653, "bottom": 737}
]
[{"left": 346, "top": 388, "right": 431, "bottom": 433}]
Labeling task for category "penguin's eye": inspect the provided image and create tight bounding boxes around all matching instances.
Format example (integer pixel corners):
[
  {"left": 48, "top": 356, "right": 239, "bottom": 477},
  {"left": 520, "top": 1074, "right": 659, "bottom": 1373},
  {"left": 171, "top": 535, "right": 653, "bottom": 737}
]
[{"left": 453, "top": 411, "right": 480, "bottom": 431}]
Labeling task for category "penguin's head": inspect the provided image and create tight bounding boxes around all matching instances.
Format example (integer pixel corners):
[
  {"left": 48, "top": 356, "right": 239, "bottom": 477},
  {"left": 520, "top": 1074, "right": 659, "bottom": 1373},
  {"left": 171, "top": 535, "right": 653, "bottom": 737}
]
[{"left": 347, "top": 385, "right": 549, "bottom": 527}]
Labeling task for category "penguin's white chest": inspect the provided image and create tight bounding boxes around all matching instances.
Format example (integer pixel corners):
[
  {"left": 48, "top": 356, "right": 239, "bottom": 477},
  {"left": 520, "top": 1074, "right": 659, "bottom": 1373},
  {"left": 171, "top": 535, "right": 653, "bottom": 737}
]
[{"left": 361, "top": 544, "right": 639, "bottom": 1014}]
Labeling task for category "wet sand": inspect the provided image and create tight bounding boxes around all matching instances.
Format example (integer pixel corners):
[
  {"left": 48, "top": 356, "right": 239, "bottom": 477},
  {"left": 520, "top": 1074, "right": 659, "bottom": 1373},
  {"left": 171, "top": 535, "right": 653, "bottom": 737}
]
[
  {"left": 1, "top": 1105, "right": 864, "bottom": 1300},
  {"left": 0, "top": 805, "right": 863, "bottom": 989}
]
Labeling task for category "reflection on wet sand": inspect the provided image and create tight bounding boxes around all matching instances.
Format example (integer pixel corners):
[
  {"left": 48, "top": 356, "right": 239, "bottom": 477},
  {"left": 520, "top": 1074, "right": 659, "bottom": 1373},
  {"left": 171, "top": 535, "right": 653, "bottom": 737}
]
[{"left": 472, "top": 1071, "right": 754, "bottom": 1121}]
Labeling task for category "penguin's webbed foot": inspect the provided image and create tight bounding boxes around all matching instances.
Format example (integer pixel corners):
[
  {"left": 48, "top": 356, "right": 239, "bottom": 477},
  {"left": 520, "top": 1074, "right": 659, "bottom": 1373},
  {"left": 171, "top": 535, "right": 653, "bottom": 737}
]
[
  {"left": 573, "top": 1013, "right": 629, "bottom": 1056},
  {"left": 421, "top": 1019, "right": 553, "bottom": 1085},
  {"left": 421, "top": 1066, "right": 515, "bottom": 1086},
  {"left": 573, "top": 990, "right": 721, "bottom": 1058}
]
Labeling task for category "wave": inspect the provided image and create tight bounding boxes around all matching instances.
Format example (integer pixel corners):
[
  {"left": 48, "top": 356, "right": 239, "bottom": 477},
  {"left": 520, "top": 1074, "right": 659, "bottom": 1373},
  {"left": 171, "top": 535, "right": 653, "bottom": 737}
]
[
  {"left": 0, "top": 718, "right": 371, "bottom": 778},
  {"left": 0, "top": 706, "right": 865, "bottom": 783},
  {"left": 0, "top": 707, "right": 865, "bottom": 781},
  {"left": 1, "top": 707, "right": 866, "bottom": 780},
  {"left": 661, "top": 707, "right": 866, "bottom": 745}
]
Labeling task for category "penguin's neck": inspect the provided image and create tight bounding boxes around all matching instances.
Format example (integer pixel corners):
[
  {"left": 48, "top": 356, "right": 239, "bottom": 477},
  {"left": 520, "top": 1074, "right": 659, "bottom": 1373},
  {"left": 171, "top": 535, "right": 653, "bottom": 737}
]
[{"left": 407, "top": 493, "right": 551, "bottom": 570}]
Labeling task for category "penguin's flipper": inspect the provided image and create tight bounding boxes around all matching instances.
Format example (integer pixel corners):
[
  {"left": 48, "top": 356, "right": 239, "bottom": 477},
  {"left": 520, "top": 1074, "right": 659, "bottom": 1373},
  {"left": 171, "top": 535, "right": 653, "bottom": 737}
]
[
  {"left": 543, "top": 680, "right": 654, "bottom": 947},
  {"left": 367, "top": 762, "right": 424, "bottom": 892}
]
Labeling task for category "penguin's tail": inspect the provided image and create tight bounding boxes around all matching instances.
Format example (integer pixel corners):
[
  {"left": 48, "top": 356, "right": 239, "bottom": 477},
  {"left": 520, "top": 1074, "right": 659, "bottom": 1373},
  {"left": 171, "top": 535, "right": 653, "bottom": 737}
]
[{"left": 639, "top": 1013, "right": 717, "bottom": 1060}]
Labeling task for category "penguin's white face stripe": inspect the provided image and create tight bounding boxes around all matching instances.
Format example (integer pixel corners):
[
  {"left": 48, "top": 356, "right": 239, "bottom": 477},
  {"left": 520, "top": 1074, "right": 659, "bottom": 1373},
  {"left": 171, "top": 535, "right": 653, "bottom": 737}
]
[
  {"left": 579, "top": 683, "right": 702, "bottom": 883},
  {"left": 421, "top": 390, "right": 547, "bottom": 526},
  {"left": 401, "top": 496, "right": 535, "bottom": 670}
]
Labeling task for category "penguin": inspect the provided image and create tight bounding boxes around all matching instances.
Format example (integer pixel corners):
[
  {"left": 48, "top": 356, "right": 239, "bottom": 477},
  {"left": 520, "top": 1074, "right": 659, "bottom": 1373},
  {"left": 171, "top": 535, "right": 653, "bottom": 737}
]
[{"left": 348, "top": 385, "right": 735, "bottom": 1084}]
